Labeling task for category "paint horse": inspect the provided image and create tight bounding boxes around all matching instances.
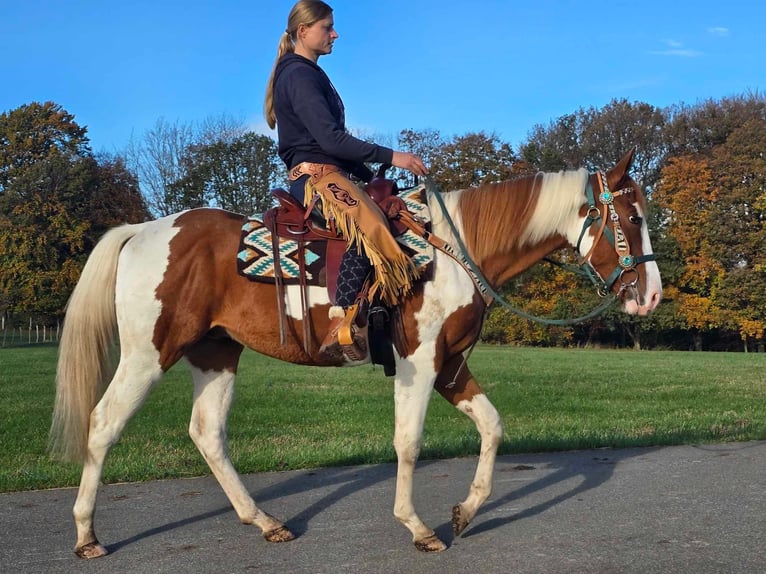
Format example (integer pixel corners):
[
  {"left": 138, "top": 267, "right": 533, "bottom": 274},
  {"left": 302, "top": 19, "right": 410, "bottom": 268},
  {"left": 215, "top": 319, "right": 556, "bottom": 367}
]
[{"left": 50, "top": 149, "right": 662, "bottom": 557}]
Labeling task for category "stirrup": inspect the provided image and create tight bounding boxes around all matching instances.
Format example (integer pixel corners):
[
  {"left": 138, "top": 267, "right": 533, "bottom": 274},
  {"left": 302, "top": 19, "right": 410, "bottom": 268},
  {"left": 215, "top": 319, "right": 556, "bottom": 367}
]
[{"left": 319, "top": 305, "right": 367, "bottom": 361}]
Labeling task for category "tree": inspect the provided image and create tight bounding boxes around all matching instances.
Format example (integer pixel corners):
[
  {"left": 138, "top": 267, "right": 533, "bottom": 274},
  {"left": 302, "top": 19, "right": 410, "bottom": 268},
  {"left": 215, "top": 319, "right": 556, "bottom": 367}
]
[
  {"left": 664, "top": 93, "right": 766, "bottom": 157},
  {"left": 0, "top": 102, "right": 148, "bottom": 319},
  {"left": 86, "top": 154, "right": 149, "bottom": 244},
  {"left": 520, "top": 99, "right": 669, "bottom": 191},
  {"left": 653, "top": 155, "right": 724, "bottom": 349},
  {"left": 707, "top": 118, "right": 766, "bottom": 349},
  {"left": 520, "top": 112, "right": 582, "bottom": 171},
  {"left": 396, "top": 128, "right": 445, "bottom": 187},
  {"left": 171, "top": 133, "right": 284, "bottom": 214},
  {"left": 126, "top": 114, "right": 283, "bottom": 216},
  {"left": 0, "top": 101, "right": 89, "bottom": 193},
  {"left": 431, "top": 131, "right": 517, "bottom": 190},
  {"left": 579, "top": 99, "right": 668, "bottom": 191},
  {"left": 125, "top": 117, "right": 196, "bottom": 216}
]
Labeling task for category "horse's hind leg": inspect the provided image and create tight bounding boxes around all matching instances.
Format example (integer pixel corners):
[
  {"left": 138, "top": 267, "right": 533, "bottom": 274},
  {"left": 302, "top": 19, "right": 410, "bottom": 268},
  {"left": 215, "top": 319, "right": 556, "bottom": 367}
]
[
  {"left": 186, "top": 339, "right": 294, "bottom": 543},
  {"left": 435, "top": 354, "right": 504, "bottom": 537},
  {"left": 73, "top": 356, "right": 163, "bottom": 558}
]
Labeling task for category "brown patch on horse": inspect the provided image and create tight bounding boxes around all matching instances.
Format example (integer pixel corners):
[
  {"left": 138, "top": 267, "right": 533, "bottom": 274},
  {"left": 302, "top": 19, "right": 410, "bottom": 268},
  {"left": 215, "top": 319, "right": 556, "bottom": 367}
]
[
  {"left": 434, "top": 353, "right": 483, "bottom": 406},
  {"left": 152, "top": 209, "right": 247, "bottom": 368},
  {"left": 154, "top": 209, "right": 337, "bottom": 368},
  {"left": 184, "top": 334, "right": 244, "bottom": 373},
  {"left": 457, "top": 177, "right": 542, "bottom": 266}
]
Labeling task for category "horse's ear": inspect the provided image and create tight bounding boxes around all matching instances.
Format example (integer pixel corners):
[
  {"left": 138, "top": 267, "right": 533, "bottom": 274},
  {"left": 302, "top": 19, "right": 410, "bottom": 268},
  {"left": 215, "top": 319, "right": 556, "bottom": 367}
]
[{"left": 606, "top": 147, "right": 636, "bottom": 189}]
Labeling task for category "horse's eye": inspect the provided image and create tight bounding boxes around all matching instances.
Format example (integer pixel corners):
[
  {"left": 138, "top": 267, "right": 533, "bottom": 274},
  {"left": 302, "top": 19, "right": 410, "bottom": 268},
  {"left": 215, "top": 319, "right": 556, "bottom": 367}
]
[{"left": 629, "top": 215, "right": 642, "bottom": 225}]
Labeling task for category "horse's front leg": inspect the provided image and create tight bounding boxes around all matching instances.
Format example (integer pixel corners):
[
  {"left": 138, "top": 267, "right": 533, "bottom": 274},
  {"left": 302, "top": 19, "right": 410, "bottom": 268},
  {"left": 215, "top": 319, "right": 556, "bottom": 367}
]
[
  {"left": 435, "top": 354, "right": 504, "bottom": 537},
  {"left": 392, "top": 365, "right": 446, "bottom": 552}
]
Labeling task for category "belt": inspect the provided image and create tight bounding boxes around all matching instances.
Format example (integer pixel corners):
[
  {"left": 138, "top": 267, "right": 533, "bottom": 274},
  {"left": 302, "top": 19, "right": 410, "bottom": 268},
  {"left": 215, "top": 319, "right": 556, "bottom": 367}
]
[{"left": 288, "top": 162, "right": 347, "bottom": 182}]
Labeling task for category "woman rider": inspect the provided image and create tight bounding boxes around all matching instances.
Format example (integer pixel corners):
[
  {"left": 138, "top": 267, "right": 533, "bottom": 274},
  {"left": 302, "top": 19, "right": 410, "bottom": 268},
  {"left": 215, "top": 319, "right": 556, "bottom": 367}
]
[{"left": 264, "top": 0, "right": 428, "bottom": 361}]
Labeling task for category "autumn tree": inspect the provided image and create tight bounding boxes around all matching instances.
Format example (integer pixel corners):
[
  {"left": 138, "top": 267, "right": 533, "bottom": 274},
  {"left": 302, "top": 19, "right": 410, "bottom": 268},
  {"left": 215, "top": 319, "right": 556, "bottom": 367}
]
[
  {"left": 651, "top": 155, "right": 721, "bottom": 349},
  {"left": 520, "top": 99, "right": 669, "bottom": 190},
  {"left": 0, "top": 102, "right": 148, "bottom": 319},
  {"left": 430, "top": 131, "right": 517, "bottom": 190},
  {"left": 707, "top": 118, "right": 766, "bottom": 349},
  {"left": 394, "top": 128, "right": 445, "bottom": 186}
]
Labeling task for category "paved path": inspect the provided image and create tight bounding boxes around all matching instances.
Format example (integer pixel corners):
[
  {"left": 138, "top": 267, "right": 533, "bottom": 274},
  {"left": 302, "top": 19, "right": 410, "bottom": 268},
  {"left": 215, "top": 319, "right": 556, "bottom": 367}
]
[{"left": 2, "top": 441, "right": 766, "bottom": 573}]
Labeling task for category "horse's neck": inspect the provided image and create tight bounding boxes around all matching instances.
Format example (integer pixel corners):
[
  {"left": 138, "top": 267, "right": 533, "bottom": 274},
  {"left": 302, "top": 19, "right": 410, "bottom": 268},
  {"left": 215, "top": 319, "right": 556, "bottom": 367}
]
[{"left": 451, "top": 169, "right": 588, "bottom": 286}]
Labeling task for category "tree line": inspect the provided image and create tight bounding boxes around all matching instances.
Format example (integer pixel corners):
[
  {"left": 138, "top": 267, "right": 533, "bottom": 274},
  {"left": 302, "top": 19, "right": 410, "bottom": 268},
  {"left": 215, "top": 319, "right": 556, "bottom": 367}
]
[{"left": 1, "top": 94, "right": 764, "bottom": 351}]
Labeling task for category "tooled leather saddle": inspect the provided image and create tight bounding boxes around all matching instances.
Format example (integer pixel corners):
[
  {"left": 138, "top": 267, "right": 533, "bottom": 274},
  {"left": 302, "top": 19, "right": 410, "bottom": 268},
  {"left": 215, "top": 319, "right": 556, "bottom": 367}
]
[
  {"left": 259, "top": 167, "right": 416, "bottom": 372},
  {"left": 262, "top": 172, "right": 408, "bottom": 302}
]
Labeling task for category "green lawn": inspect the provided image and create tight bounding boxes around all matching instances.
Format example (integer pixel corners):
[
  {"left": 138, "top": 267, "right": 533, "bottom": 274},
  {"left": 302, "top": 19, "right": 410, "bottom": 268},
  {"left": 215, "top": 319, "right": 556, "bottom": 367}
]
[{"left": 1, "top": 344, "right": 765, "bottom": 492}]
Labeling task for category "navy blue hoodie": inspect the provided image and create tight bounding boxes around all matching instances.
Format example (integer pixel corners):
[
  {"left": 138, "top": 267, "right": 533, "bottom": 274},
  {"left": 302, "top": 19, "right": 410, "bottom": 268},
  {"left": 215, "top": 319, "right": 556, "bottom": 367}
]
[{"left": 272, "top": 53, "right": 393, "bottom": 183}]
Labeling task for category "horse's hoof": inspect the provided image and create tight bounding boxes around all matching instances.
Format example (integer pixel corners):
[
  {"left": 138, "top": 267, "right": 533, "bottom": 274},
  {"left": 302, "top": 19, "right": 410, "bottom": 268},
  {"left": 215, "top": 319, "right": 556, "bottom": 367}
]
[
  {"left": 263, "top": 525, "right": 296, "bottom": 543},
  {"left": 414, "top": 534, "right": 447, "bottom": 552},
  {"left": 452, "top": 503, "right": 470, "bottom": 536},
  {"left": 75, "top": 541, "right": 108, "bottom": 559}
]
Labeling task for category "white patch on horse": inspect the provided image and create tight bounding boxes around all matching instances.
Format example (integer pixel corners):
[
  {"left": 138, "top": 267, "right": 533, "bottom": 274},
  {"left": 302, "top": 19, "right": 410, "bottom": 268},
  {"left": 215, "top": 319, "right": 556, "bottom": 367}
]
[
  {"left": 429, "top": 189, "right": 467, "bottom": 249},
  {"left": 284, "top": 285, "right": 331, "bottom": 319},
  {"left": 403, "top": 246, "right": 476, "bottom": 375},
  {"left": 526, "top": 169, "right": 591, "bottom": 250},
  {"left": 626, "top": 201, "right": 663, "bottom": 314},
  {"left": 407, "top": 187, "right": 480, "bottom": 355},
  {"left": 114, "top": 214, "right": 181, "bottom": 357}
]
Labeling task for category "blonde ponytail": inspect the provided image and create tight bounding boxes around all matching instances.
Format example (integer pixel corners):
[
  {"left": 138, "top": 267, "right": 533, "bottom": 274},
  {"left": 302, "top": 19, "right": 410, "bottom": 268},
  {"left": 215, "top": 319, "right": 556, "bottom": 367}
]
[
  {"left": 263, "top": 1, "right": 333, "bottom": 130},
  {"left": 264, "top": 32, "right": 295, "bottom": 129}
]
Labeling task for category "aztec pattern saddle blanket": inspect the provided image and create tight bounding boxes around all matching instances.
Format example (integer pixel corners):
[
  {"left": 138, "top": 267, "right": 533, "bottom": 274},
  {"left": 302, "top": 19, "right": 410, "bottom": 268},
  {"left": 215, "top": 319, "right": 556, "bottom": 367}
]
[{"left": 236, "top": 184, "right": 434, "bottom": 285}]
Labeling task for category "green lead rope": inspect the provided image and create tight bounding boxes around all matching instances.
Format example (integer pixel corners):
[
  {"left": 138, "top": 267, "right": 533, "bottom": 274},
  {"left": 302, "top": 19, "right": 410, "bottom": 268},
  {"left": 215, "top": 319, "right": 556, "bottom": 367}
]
[{"left": 423, "top": 176, "right": 618, "bottom": 326}]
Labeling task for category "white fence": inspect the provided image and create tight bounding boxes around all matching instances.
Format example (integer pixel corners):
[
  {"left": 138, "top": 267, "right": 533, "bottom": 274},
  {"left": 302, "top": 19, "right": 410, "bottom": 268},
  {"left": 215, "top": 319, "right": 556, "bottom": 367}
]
[{"left": 1, "top": 317, "right": 61, "bottom": 347}]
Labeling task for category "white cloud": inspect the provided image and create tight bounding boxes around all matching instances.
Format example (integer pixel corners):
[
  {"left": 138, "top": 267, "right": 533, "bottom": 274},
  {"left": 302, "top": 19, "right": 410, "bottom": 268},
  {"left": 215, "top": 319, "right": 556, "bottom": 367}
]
[
  {"left": 649, "top": 49, "right": 703, "bottom": 57},
  {"left": 708, "top": 26, "right": 730, "bottom": 37},
  {"left": 649, "top": 39, "right": 702, "bottom": 57}
]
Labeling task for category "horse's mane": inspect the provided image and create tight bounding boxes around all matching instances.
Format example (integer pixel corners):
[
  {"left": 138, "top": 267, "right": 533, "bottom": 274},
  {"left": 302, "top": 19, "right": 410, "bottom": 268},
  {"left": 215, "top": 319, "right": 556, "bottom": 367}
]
[{"left": 456, "top": 168, "right": 589, "bottom": 263}]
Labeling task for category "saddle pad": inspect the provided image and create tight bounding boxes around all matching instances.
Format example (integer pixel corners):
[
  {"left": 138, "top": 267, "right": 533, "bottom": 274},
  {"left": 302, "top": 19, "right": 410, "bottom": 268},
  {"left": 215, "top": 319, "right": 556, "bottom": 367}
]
[{"left": 237, "top": 184, "right": 434, "bottom": 284}]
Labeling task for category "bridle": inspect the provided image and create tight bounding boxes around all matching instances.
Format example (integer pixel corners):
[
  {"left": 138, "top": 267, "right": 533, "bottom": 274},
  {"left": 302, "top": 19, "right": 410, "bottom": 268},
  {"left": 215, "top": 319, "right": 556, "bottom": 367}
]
[{"left": 575, "top": 172, "right": 656, "bottom": 300}]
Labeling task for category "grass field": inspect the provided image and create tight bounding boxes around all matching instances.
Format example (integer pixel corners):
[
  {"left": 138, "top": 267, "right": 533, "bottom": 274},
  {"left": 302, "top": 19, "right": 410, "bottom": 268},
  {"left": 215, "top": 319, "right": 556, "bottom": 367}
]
[{"left": 1, "top": 344, "right": 765, "bottom": 493}]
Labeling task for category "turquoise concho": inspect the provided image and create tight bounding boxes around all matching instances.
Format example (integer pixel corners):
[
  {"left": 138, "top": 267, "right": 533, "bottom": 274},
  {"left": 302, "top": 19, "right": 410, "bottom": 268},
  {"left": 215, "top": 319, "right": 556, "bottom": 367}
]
[{"left": 619, "top": 255, "right": 635, "bottom": 269}]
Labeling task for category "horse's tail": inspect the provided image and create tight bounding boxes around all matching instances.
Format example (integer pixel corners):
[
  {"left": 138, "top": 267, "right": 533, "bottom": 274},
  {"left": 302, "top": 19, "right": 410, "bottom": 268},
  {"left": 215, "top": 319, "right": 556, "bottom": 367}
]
[{"left": 48, "top": 223, "right": 146, "bottom": 463}]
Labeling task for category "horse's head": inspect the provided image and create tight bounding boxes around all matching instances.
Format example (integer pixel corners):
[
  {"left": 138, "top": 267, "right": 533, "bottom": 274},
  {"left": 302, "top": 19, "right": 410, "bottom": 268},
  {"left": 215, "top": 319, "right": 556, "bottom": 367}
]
[{"left": 577, "top": 149, "right": 663, "bottom": 316}]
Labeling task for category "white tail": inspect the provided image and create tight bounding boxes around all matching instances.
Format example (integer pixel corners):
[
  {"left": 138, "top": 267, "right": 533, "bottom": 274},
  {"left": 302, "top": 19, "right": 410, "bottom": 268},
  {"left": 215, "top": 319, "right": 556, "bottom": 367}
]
[{"left": 48, "top": 223, "right": 145, "bottom": 462}]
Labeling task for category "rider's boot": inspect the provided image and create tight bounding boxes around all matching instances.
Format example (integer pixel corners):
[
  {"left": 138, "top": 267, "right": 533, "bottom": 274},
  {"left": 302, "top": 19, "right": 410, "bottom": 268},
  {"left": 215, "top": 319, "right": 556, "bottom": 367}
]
[{"left": 319, "top": 304, "right": 367, "bottom": 361}]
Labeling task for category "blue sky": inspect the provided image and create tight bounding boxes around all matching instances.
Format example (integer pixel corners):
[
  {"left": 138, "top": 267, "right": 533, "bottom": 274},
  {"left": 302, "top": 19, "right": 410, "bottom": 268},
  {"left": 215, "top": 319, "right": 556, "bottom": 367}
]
[{"left": 2, "top": 1, "right": 763, "bottom": 154}]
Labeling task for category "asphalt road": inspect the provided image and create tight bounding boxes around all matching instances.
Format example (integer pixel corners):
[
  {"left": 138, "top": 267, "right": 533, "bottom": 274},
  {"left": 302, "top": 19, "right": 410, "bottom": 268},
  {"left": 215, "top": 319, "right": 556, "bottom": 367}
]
[{"left": 2, "top": 441, "right": 765, "bottom": 574}]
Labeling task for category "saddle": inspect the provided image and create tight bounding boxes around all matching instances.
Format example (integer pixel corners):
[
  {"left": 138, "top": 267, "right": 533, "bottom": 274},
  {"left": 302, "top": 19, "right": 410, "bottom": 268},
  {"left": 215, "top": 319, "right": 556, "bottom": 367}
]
[
  {"left": 262, "top": 176, "right": 407, "bottom": 300},
  {"left": 261, "top": 169, "right": 412, "bottom": 371}
]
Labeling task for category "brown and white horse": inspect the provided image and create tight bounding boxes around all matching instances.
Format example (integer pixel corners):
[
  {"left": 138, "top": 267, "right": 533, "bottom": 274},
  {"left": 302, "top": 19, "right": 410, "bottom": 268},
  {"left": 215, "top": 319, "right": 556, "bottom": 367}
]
[{"left": 50, "top": 149, "right": 661, "bottom": 557}]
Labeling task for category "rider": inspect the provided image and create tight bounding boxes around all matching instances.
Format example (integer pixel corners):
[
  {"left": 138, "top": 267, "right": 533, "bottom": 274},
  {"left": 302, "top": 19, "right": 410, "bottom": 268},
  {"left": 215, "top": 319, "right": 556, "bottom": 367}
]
[{"left": 264, "top": 0, "right": 428, "bottom": 361}]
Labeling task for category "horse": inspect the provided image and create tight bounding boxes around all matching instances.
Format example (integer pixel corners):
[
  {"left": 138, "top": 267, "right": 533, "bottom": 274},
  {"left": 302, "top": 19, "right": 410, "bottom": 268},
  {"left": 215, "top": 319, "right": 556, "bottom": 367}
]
[{"left": 49, "top": 149, "right": 662, "bottom": 558}]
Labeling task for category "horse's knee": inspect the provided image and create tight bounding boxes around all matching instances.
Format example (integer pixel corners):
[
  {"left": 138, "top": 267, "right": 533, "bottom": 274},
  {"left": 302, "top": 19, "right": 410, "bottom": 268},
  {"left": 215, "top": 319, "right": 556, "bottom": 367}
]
[
  {"left": 188, "top": 420, "right": 225, "bottom": 459},
  {"left": 188, "top": 418, "right": 203, "bottom": 446},
  {"left": 393, "top": 436, "right": 421, "bottom": 462},
  {"left": 458, "top": 394, "right": 504, "bottom": 445},
  {"left": 486, "top": 411, "right": 504, "bottom": 447}
]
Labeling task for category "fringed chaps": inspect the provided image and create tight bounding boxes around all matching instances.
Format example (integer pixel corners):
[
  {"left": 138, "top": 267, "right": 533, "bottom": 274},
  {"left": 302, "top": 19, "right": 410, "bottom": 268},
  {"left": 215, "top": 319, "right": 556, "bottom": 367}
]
[{"left": 304, "top": 171, "right": 419, "bottom": 306}]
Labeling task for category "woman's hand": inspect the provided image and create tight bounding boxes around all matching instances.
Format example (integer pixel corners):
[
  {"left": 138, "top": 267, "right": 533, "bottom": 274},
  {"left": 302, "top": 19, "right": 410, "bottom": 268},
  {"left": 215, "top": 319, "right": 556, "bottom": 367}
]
[{"left": 391, "top": 151, "right": 429, "bottom": 176}]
